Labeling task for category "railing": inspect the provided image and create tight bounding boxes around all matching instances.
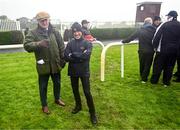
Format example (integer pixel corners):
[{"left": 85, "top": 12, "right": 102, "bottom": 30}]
[
  {"left": 92, "top": 40, "right": 105, "bottom": 49},
  {"left": 0, "top": 40, "right": 137, "bottom": 82},
  {"left": 100, "top": 40, "right": 138, "bottom": 81},
  {"left": 0, "top": 44, "right": 23, "bottom": 49},
  {"left": 101, "top": 42, "right": 124, "bottom": 81}
]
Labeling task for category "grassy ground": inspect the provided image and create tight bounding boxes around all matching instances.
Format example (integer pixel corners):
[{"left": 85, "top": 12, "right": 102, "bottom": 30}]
[{"left": 0, "top": 44, "right": 179, "bottom": 129}]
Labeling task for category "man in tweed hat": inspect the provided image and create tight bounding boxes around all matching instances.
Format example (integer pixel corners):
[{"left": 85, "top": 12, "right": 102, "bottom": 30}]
[{"left": 24, "top": 11, "right": 66, "bottom": 114}]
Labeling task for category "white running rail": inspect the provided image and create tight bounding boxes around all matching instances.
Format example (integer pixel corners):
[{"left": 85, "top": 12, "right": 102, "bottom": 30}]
[{"left": 101, "top": 42, "right": 124, "bottom": 81}]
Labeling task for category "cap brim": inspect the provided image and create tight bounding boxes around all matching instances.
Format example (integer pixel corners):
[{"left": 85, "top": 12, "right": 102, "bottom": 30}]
[
  {"left": 84, "top": 21, "right": 90, "bottom": 24},
  {"left": 37, "top": 17, "right": 50, "bottom": 21}
]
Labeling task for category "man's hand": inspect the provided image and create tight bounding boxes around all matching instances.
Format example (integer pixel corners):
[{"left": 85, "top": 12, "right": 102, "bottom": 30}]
[{"left": 38, "top": 39, "right": 49, "bottom": 48}]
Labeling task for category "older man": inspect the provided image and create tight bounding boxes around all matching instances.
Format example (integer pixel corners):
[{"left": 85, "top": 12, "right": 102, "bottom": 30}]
[
  {"left": 24, "top": 12, "right": 66, "bottom": 114},
  {"left": 122, "top": 17, "right": 156, "bottom": 83}
]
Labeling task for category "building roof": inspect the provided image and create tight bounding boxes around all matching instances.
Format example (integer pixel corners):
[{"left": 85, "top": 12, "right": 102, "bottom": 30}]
[{"left": 137, "top": 1, "right": 162, "bottom": 6}]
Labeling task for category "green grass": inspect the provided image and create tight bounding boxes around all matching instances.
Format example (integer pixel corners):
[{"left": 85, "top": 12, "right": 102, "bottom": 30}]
[{"left": 0, "top": 44, "right": 179, "bottom": 129}]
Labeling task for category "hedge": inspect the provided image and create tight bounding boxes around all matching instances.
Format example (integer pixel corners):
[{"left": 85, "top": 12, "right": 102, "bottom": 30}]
[
  {"left": 90, "top": 28, "right": 137, "bottom": 40},
  {"left": 0, "top": 31, "right": 24, "bottom": 45},
  {"left": 0, "top": 28, "right": 138, "bottom": 45}
]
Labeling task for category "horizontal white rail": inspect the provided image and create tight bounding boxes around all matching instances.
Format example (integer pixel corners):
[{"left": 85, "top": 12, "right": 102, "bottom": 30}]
[{"left": 0, "top": 44, "right": 23, "bottom": 49}]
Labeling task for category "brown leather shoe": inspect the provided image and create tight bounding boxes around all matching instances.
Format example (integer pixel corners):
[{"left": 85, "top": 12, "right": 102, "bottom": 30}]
[
  {"left": 55, "top": 99, "right": 65, "bottom": 106},
  {"left": 42, "top": 106, "right": 50, "bottom": 114}
]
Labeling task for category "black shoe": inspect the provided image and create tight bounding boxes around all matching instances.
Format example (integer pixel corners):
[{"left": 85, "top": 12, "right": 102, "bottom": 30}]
[
  {"left": 71, "top": 106, "right": 82, "bottom": 114},
  {"left": 90, "top": 114, "right": 97, "bottom": 125}
]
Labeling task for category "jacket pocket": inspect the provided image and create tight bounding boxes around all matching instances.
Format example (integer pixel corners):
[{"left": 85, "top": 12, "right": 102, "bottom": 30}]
[{"left": 36, "top": 59, "right": 50, "bottom": 75}]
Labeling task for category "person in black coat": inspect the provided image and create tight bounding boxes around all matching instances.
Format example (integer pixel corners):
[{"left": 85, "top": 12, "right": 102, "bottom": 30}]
[
  {"left": 153, "top": 16, "right": 161, "bottom": 28},
  {"left": 64, "top": 22, "right": 97, "bottom": 125},
  {"left": 122, "top": 17, "right": 156, "bottom": 83},
  {"left": 81, "top": 20, "right": 96, "bottom": 42},
  {"left": 173, "top": 40, "right": 180, "bottom": 82},
  {"left": 174, "top": 46, "right": 180, "bottom": 82},
  {"left": 150, "top": 10, "right": 180, "bottom": 86}
]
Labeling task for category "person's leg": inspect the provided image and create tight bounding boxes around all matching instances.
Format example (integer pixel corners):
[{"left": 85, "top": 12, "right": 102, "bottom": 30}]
[
  {"left": 80, "top": 76, "right": 97, "bottom": 124},
  {"left": 174, "top": 57, "right": 180, "bottom": 81},
  {"left": 51, "top": 73, "right": 65, "bottom": 106},
  {"left": 141, "top": 52, "right": 154, "bottom": 82},
  {"left": 38, "top": 74, "right": 50, "bottom": 114},
  {"left": 174, "top": 47, "right": 180, "bottom": 77},
  {"left": 70, "top": 76, "right": 82, "bottom": 113},
  {"left": 150, "top": 52, "right": 164, "bottom": 84},
  {"left": 80, "top": 76, "right": 95, "bottom": 114},
  {"left": 38, "top": 74, "right": 50, "bottom": 107},
  {"left": 138, "top": 51, "right": 144, "bottom": 78},
  {"left": 176, "top": 57, "right": 180, "bottom": 76},
  {"left": 174, "top": 53, "right": 180, "bottom": 80},
  {"left": 163, "top": 53, "right": 177, "bottom": 86},
  {"left": 51, "top": 73, "right": 60, "bottom": 100}
]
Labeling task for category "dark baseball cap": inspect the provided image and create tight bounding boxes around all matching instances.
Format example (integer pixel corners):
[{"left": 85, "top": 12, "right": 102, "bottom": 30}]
[
  {"left": 153, "top": 16, "right": 161, "bottom": 21},
  {"left": 166, "top": 10, "right": 178, "bottom": 18},
  {"left": 81, "top": 20, "right": 90, "bottom": 25}
]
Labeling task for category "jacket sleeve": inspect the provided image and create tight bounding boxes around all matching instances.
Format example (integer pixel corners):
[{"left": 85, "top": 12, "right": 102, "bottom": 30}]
[
  {"left": 23, "top": 31, "right": 40, "bottom": 52},
  {"left": 54, "top": 30, "right": 66, "bottom": 68},
  {"left": 55, "top": 31, "right": 65, "bottom": 59},
  {"left": 64, "top": 42, "right": 81, "bottom": 63},
  {"left": 122, "top": 30, "right": 139, "bottom": 43},
  {"left": 76, "top": 42, "right": 92, "bottom": 61}
]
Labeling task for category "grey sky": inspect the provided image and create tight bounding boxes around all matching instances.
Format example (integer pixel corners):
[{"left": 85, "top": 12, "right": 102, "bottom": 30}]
[{"left": 0, "top": 0, "right": 179, "bottom": 21}]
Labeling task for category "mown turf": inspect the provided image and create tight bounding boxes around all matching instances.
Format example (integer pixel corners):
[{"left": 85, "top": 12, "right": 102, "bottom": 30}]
[{"left": 0, "top": 44, "right": 179, "bottom": 129}]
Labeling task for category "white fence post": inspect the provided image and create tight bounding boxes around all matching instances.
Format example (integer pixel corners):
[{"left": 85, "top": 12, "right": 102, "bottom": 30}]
[
  {"left": 121, "top": 45, "right": 124, "bottom": 78},
  {"left": 92, "top": 40, "right": 104, "bottom": 49},
  {"left": 100, "top": 42, "right": 124, "bottom": 81}
]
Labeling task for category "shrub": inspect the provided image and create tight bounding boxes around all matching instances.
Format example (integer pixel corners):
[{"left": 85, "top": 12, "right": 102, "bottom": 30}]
[
  {"left": 90, "top": 28, "right": 137, "bottom": 40},
  {"left": 0, "top": 31, "right": 24, "bottom": 45}
]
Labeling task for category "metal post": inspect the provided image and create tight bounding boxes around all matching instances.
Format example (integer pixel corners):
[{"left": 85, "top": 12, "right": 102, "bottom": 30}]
[
  {"left": 92, "top": 40, "right": 104, "bottom": 49},
  {"left": 121, "top": 45, "right": 124, "bottom": 78},
  {"left": 100, "top": 42, "right": 123, "bottom": 81}
]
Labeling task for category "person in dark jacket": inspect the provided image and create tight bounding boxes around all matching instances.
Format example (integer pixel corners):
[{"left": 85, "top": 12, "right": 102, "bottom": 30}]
[
  {"left": 122, "top": 17, "right": 156, "bottom": 83},
  {"left": 173, "top": 41, "right": 180, "bottom": 82},
  {"left": 64, "top": 22, "right": 97, "bottom": 125},
  {"left": 81, "top": 20, "right": 96, "bottom": 42},
  {"left": 63, "top": 28, "right": 73, "bottom": 42},
  {"left": 153, "top": 16, "right": 161, "bottom": 28},
  {"left": 150, "top": 10, "right": 180, "bottom": 87},
  {"left": 24, "top": 12, "right": 66, "bottom": 114}
]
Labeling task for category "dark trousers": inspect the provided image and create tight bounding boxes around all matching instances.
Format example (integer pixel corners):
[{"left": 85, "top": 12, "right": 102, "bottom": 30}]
[
  {"left": 138, "top": 51, "right": 154, "bottom": 81},
  {"left": 38, "top": 73, "right": 61, "bottom": 107},
  {"left": 175, "top": 52, "right": 180, "bottom": 78},
  {"left": 70, "top": 76, "right": 95, "bottom": 114},
  {"left": 150, "top": 52, "right": 177, "bottom": 85}
]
